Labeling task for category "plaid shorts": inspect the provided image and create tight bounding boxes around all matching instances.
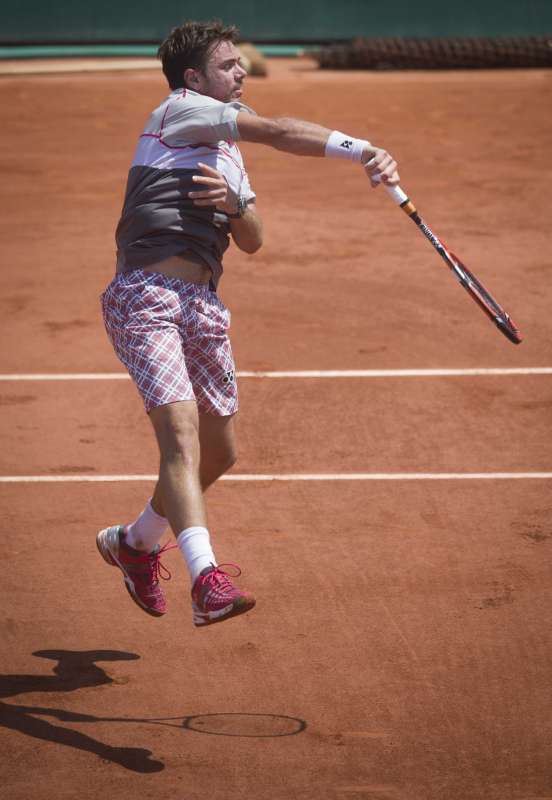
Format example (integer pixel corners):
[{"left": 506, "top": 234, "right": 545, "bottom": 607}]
[{"left": 101, "top": 270, "right": 238, "bottom": 415}]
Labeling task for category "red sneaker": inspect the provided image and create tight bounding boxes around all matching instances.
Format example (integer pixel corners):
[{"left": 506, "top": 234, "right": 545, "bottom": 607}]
[
  {"left": 191, "top": 564, "right": 256, "bottom": 627},
  {"left": 96, "top": 525, "right": 174, "bottom": 617}
]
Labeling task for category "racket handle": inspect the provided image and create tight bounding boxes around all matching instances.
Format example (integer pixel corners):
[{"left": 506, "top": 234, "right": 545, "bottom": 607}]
[
  {"left": 384, "top": 184, "right": 408, "bottom": 204},
  {"left": 364, "top": 158, "right": 416, "bottom": 213},
  {"left": 384, "top": 184, "right": 417, "bottom": 216}
]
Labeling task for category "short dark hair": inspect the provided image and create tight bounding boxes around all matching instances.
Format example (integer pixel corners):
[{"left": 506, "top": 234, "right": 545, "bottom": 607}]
[{"left": 158, "top": 20, "right": 239, "bottom": 90}]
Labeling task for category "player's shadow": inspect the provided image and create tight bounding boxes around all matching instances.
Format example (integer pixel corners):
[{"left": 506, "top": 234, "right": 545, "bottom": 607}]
[{"left": 0, "top": 649, "right": 164, "bottom": 773}]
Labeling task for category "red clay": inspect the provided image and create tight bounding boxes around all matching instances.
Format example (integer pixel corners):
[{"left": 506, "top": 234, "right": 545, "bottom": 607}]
[{"left": 1, "top": 58, "right": 552, "bottom": 800}]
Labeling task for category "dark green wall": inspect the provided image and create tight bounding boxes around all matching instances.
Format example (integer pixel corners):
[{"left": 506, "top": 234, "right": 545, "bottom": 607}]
[{"left": 3, "top": 0, "right": 552, "bottom": 43}]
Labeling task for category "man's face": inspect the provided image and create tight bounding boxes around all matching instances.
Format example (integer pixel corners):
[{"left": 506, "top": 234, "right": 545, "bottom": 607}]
[{"left": 193, "top": 40, "right": 247, "bottom": 103}]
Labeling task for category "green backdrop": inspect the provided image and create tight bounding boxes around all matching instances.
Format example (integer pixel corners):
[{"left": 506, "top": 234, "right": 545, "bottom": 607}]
[{"left": 2, "top": 0, "right": 552, "bottom": 44}]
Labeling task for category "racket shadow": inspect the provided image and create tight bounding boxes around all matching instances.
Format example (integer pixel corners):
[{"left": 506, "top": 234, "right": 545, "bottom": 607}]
[
  {"left": 143, "top": 712, "right": 307, "bottom": 738},
  {"left": 0, "top": 649, "right": 307, "bottom": 774}
]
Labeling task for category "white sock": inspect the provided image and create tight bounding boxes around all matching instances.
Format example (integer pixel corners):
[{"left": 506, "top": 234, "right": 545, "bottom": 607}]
[
  {"left": 125, "top": 499, "right": 168, "bottom": 552},
  {"left": 176, "top": 527, "right": 217, "bottom": 583}
]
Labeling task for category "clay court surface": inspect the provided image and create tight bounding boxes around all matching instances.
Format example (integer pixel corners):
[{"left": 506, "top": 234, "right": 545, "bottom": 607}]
[{"left": 1, "top": 58, "right": 552, "bottom": 799}]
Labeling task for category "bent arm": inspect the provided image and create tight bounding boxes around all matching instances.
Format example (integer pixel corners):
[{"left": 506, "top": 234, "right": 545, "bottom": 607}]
[{"left": 229, "top": 202, "right": 263, "bottom": 254}]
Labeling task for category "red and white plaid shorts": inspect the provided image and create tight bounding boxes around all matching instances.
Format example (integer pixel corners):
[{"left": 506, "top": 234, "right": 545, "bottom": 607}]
[{"left": 101, "top": 270, "right": 238, "bottom": 415}]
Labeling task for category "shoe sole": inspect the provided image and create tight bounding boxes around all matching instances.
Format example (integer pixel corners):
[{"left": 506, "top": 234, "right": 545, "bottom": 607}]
[
  {"left": 96, "top": 527, "right": 165, "bottom": 618},
  {"left": 192, "top": 596, "right": 256, "bottom": 627}
]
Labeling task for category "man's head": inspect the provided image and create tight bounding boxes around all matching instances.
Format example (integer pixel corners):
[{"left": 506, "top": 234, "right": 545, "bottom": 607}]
[{"left": 158, "top": 20, "right": 247, "bottom": 103}]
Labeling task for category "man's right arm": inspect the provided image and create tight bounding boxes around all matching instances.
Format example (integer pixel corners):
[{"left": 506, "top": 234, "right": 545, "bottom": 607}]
[
  {"left": 235, "top": 112, "right": 400, "bottom": 187},
  {"left": 236, "top": 114, "right": 331, "bottom": 157}
]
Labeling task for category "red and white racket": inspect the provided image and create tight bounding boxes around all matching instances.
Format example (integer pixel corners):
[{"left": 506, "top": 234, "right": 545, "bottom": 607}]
[{"left": 382, "top": 183, "right": 522, "bottom": 344}]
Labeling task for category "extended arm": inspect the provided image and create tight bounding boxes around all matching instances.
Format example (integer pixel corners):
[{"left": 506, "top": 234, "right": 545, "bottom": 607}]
[
  {"left": 237, "top": 114, "right": 332, "bottom": 157},
  {"left": 236, "top": 112, "right": 399, "bottom": 187}
]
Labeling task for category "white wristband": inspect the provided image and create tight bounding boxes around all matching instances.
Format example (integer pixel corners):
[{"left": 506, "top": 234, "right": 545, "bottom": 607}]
[{"left": 325, "top": 131, "right": 370, "bottom": 163}]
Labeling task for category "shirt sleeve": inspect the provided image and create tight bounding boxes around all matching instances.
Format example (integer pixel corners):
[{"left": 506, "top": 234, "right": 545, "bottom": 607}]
[
  {"left": 161, "top": 94, "right": 256, "bottom": 146},
  {"left": 240, "top": 170, "right": 256, "bottom": 203}
]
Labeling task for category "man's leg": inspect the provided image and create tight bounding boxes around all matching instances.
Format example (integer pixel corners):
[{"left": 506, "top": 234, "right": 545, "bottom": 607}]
[
  {"left": 199, "top": 410, "right": 238, "bottom": 489},
  {"left": 148, "top": 400, "right": 206, "bottom": 532},
  {"left": 97, "top": 399, "right": 209, "bottom": 618},
  {"left": 150, "top": 410, "right": 237, "bottom": 516},
  {"left": 147, "top": 402, "right": 253, "bottom": 626},
  {"left": 98, "top": 274, "right": 252, "bottom": 624},
  {"left": 127, "top": 411, "right": 236, "bottom": 552},
  {"left": 97, "top": 401, "right": 253, "bottom": 624}
]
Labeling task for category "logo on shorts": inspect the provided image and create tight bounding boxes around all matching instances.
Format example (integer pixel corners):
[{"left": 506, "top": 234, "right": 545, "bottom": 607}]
[{"left": 223, "top": 370, "right": 235, "bottom": 384}]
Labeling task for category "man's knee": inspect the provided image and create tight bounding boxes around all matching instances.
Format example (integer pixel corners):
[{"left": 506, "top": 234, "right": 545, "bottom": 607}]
[
  {"left": 212, "top": 444, "right": 237, "bottom": 477},
  {"left": 171, "top": 425, "right": 201, "bottom": 464},
  {"left": 150, "top": 403, "right": 200, "bottom": 466},
  {"left": 221, "top": 446, "right": 237, "bottom": 474},
  {"left": 201, "top": 444, "right": 237, "bottom": 488}
]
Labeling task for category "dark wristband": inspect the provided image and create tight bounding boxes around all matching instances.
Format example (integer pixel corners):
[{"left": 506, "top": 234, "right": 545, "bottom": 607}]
[{"left": 227, "top": 195, "right": 248, "bottom": 218}]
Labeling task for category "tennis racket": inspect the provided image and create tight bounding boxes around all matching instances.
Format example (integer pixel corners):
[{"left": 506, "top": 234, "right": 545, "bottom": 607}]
[{"left": 383, "top": 183, "right": 522, "bottom": 344}]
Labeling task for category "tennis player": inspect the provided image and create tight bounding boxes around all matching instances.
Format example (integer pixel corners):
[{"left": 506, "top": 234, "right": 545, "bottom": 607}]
[{"left": 97, "top": 20, "right": 399, "bottom": 627}]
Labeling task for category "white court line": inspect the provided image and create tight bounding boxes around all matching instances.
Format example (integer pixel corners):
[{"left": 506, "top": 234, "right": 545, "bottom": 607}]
[
  {"left": 0, "top": 373, "right": 130, "bottom": 380},
  {"left": 0, "top": 368, "right": 551, "bottom": 380},
  {"left": 1, "top": 472, "right": 552, "bottom": 483}
]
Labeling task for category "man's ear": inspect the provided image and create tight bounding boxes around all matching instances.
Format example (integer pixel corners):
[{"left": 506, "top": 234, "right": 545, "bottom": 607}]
[{"left": 184, "top": 68, "right": 200, "bottom": 89}]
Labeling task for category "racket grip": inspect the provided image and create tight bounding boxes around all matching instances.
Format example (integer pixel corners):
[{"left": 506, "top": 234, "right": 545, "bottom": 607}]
[
  {"left": 384, "top": 184, "right": 409, "bottom": 204},
  {"left": 364, "top": 158, "right": 415, "bottom": 212},
  {"left": 385, "top": 184, "right": 417, "bottom": 215}
]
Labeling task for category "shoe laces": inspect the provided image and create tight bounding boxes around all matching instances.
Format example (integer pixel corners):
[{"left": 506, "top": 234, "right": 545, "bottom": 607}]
[
  {"left": 203, "top": 563, "right": 242, "bottom": 592},
  {"left": 133, "top": 542, "right": 177, "bottom": 586}
]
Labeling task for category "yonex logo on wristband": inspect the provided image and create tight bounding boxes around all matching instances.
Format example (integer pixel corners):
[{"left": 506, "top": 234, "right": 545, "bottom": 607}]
[{"left": 325, "top": 131, "right": 371, "bottom": 162}]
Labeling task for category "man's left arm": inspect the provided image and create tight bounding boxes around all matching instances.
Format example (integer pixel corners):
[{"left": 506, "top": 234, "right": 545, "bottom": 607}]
[
  {"left": 228, "top": 203, "right": 263, "bottom": 254},
  {"left": 188, "top": 162, "right": 263, "bottom": 254}
]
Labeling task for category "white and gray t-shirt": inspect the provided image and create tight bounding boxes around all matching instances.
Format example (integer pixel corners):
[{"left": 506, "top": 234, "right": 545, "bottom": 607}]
[{"left": 115, "top": 88, "right": 256, "bottom": 289}]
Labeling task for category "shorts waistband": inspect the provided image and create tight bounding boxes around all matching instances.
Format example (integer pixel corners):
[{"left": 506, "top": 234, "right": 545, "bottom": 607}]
[{"left": 113, "top": 269, "right": 215, "bottom": 294}]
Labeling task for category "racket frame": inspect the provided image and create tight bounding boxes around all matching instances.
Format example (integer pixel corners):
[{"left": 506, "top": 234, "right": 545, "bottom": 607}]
[{"left": 384, "top": 184, "right": 522, "bottom": 344}]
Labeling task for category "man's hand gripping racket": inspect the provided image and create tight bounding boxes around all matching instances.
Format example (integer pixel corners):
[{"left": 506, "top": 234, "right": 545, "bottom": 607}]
[{"left": 366, "top": 159, "right": 522, "bottom": 344}]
